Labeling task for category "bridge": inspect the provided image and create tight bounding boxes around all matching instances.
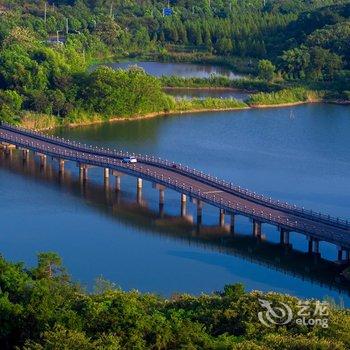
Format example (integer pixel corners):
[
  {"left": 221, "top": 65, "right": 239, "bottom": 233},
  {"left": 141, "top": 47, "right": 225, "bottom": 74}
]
[{"left": 1, "top": 122, "right": 350, "bottom": 261}]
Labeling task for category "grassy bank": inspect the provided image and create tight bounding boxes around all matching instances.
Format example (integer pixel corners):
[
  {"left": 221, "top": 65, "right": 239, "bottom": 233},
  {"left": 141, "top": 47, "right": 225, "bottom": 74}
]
[
  {"left": 160, "top": 76, "right": 282, "bottom": 93},
  {"left": 247, "top": 88, "right": 325, "bottom": 106},
  {"left": 173, "top": 97, "right": 248, "bottom": 112},
  {"left": 0, "top": 252, "right": 349, "bottom": 349},
  {"left": 18, "top": 97, "right": 248, "bottom": 130}
]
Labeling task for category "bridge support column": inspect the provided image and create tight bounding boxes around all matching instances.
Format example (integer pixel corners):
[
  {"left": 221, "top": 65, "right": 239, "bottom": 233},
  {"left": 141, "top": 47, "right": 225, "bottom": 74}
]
[
  {"left": 307, "top": 236, "right": 313, "bottom": 254},
  {"left": 219, "top": 209, "right": 225, "bottom": 227},
  {"left": 112, "top": 171, "right": 124, "bottom": 192},
  {"left": 153, "top": 184, "right": 166, "bottom": 217},
  {"left": 79, "top": 165, "right": 88, "bottom": 182},
  {"left": 4, "top": 145, "right": 14, "bottom": 158},
  {"left": 104, "top": 169, "right": 110, "bottom": 189},
  {"left": 337, "top": 246, "right": 343, "bottom": 261},
  {"left": 6, "top": 148, "right": 12, "bottom": 159},
  {"left": 230, "top": 214, "right": 235, "bottom": 234},
  {"left": 345, "top": 250, "right": 350, "bottom": 262},
  {"left": 280, "top": 229, "right": 290, "bottom": 246},
  {"left": 39, "top": 154, "right": 46, "bottom": 168},
  {"left": 196, "top": 200, "right": 203, "bottom": 226},
  {"left": 22, "top": 149, "right": 29, "bottom": 162},
  {"left": 159, "top": 188, "right": 165, "bottom": 217},
  {"left": 252, "top": 220, "right": 262, "bottom": 238},
  {"left": 137, "top": 178, "right": 143, "bottom": 204},
  {"left": 180, "top": 194, "right": 187, "bottom": 217},
  {"left": 114, "top": 176, "right": 121, "bottom": 191},
  {"left": 159, "top": 188, "right": 165, "bottom": 205},
  {"left": 58, "top": 159, "right": 65, "bottom": 173},
  {"left": 313, "top": 239, "right": 320, "bottom": 257}
]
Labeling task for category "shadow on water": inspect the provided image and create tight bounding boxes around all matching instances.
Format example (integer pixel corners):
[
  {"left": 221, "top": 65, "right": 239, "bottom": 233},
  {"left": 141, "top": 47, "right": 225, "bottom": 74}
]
[{"left": 1, "top": 149, "right": 350, "bottom": 297}]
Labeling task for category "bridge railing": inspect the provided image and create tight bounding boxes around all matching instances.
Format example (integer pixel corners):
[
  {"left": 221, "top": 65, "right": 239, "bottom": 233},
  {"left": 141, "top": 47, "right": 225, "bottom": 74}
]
[
  {"left": 1, "top": 129, "right": 349, "bottom": 246},
  {"left": 1, "top": 122, "right": 349, "bottom": 230}
]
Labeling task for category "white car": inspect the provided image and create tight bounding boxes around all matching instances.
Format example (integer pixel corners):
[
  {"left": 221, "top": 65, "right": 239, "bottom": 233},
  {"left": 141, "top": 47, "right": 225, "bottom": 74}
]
[{"left": 122, "top": 156, "right": 137, "bottom": 164}]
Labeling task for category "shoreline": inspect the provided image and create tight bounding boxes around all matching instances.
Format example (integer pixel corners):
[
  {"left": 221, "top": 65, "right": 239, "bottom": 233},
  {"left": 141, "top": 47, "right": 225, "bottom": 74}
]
[
  {"left": 249, "top": 101, "right": 312, "bottom": 108},
  {"left": 37, "top": 106, "right": 250, "bottom": 131},
  {"left": 24, "top": 99, "right": 348, "bottom": 132}
]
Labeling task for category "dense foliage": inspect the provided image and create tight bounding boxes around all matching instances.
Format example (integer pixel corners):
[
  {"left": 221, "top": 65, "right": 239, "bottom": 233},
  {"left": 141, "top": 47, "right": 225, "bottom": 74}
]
[
  {"left": 0, "top": 31, "right": 173, "bottom": 124},
  {"left": 0, "top": 0, "right": 349, "bottom": 124},
  {"left": 0, "top": 253, "right": 350, "bottom": 349}
]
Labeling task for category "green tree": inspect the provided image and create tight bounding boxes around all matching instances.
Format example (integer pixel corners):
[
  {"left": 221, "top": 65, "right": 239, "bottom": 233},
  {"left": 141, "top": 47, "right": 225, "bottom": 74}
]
[
  {"left": 0, "top": 90, "right": 22, "bottom": 123},
  {"left": 34, "top": 252, "right": 66, "bottom": 279},
  {"left": 258, "top": 59, "right": 276, "bottom": 81},
  {"left": 214, "top": 37, "right": 233, "bottom": 55}
]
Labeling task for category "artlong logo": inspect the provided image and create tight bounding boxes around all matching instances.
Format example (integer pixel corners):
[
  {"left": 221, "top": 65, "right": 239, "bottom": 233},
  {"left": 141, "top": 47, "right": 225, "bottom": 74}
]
[
  {"left": 258, "top": 299, "right": 293, "bottom": 327},
  {"left": 258, "top": 298, "right": 329, "bottom": 328}
]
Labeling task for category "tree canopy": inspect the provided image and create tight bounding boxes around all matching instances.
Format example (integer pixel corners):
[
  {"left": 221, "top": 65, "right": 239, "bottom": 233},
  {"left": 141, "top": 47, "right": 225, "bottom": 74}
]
[{"left": 0, "top": 253, "right": 349, "bottom": 349}]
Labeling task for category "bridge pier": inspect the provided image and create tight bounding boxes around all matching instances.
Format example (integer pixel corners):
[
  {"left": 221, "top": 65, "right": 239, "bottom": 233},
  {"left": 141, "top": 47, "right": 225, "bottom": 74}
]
[
  {"left": 312, "top": 238, "right": 320, "bottom": 257},
  {"left": 103, "top": 169, "right": 110, "bottom": 189},
  {"left": 6, "top": 148, "right": 12, "bottom": 159},
  {"left": 180, "top": 194, "right": 187, "bottom": 217},
  {"left": 153, "top": 183, "right": 166, "bottom": 217},
  {"left": 280, "top": 229, "right": 290, "bottom": 246},
  {"left": 58, "top": 159, "right": 65, "bottom": 173},
  {"left": 112, "top": 171, "right": 124, "bottom": 192},
  {"left": 196, "top": 200, "right": 203, "bottom": 226},
  {"left": 230, "top": 214, "right": 235, "bottom": 234},
  {"left": 337, "top": 246, "right": 343, "bottom": 261},
  {"left": 219, "top": 209, "right": 225, "bottom": 227},
  {"left": 22, "top": 149, "right": 29, "bottom": 162},
  {"left": 3, "top": 144, "right": 15, "bottom": 158},
  {"left": 345, "top": 250, "right": 350, "bottom": 262},
  {"left": 79, "top": 164, "right": 88, "bottom": 182},
  {"left": 137, "top": 178, "right": 143, "bottom": 204},
  {"left": 307, "top": 237, "right": 313, "bottom": 254},
  {"left": 159, "top": 188, "right": 165, "bottom": 217},
  {"left": 159, "top": 188, "right": 165, "bottom": 205},
  {"left": 252, "top": 220, "right": 262, "bottom": 238},
  {"left": 38, "top": 154, "right": 46, "bottom": 168},
  {"left": 115, "top": 176, "right": 121, "bottom": 191}
]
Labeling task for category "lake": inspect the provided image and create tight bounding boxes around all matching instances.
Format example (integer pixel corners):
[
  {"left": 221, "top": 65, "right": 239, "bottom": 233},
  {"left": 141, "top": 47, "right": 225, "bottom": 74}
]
[
  {"left": 0, "top": 103, "right": 350, "bottom": 304},
  {"left": 92, "top": 60, "right": 243, "bottom": 79}
]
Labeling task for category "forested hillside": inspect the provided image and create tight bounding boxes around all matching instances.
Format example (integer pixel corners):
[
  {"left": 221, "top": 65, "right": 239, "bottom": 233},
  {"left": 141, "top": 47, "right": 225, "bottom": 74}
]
[{"left": 0, "top": 0, "right": 349, "bottom": 125}]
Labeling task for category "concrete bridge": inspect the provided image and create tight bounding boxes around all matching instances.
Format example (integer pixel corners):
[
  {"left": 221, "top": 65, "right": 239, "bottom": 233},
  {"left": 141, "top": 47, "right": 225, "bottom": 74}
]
[{"left": 1, "top": 122, "right": 350, "bottom": 261}]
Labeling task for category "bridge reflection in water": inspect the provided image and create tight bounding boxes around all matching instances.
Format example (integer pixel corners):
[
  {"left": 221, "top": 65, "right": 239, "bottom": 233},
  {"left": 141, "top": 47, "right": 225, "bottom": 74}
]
[{"left": 1, "top": 148, "right": 349, "bottom": 297}]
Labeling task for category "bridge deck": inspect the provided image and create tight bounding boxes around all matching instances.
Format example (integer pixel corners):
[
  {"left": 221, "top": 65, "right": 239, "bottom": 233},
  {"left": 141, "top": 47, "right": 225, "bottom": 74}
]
[{"left": 0, "top": 123, "right": 349, "bottom": 249}]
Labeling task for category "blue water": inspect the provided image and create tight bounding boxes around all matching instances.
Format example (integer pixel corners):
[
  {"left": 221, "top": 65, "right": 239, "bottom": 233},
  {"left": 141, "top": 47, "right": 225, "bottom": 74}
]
[
  {"left": 0, "top": 103, "right": 349, "bottom": 304},
  {"left": 92, "top": 60, "right": 243, "bottom": 79}
]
